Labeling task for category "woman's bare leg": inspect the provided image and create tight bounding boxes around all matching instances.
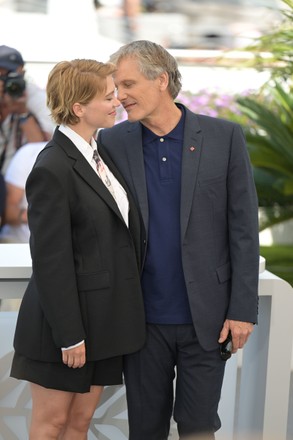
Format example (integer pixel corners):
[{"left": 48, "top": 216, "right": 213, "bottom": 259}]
[
  {"left": 29, "top": 383, "right": 74, "bottom": 440},
  {"left": 60, "top": 385, "right": 104, "bottom": 440}
]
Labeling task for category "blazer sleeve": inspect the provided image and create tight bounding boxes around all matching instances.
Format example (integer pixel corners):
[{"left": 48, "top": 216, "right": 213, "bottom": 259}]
[
  {"left": 226, "top": 123, "right": 259, "bottom": 323},
  {"left": 26, "top": 164, "right": 86, "bottom": 348}
]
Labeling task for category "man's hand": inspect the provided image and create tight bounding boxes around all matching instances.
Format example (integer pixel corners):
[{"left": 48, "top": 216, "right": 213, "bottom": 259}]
[{"left": 218, "top": 319, "right": 254, "bottom": 353}]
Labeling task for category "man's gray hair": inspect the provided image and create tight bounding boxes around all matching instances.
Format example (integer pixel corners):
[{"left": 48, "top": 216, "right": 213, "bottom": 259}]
[{"left": 109, "top": 40, "right": 182, "bottom": 99}]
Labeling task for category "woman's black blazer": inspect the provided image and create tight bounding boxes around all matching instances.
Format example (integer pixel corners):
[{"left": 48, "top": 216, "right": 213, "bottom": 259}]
[{"left": 13, "top": 128, "right": 146, "bottom": 362}]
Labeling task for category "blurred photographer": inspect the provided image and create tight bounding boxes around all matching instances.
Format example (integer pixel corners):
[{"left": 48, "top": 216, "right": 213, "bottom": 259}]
[
  {"left": 0, "top": 141, "right": 46, "bottom": 243},
  {"left": 0, "top": 45, "right": 55, "bottom": 174},
  {"left": 0, "top": 171, "right": 5, "bottom": 226}
]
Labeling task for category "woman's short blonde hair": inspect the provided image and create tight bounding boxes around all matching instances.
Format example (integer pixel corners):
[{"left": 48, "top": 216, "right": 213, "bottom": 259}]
[{"left": 46, "top": 59, "right": 116, "bottom": 125}]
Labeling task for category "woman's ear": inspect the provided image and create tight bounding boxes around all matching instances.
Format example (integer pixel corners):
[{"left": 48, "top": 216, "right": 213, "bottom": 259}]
[{"left": 72, "top": 102, "right": 83, "bottom": 118}]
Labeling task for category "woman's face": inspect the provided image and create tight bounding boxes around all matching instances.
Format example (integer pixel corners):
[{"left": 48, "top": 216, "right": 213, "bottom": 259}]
[{"left": 81, "top": 75, "right": 120, "bottom": 130}]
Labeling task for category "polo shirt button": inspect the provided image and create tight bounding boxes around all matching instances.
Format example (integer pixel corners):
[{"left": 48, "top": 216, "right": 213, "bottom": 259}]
[
  {"left": 162, "top": 157, "right": 167, "bottom": 161},
  {"left": 160, "top": 138, "right": 164, "bottom": 142}
]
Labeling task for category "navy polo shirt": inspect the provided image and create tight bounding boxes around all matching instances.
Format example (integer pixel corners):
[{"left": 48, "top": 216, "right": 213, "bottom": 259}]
[{"left": 141, "top": 105, "right": 192, "bottom": 324}]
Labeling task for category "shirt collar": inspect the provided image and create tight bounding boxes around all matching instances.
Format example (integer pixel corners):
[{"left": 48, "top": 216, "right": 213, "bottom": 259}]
[
  {"left": 142, "top": 104, "right": 185, "bottom": 144},
  {"left": 58, "top": 124, "right": 96, "bottom": 162}
]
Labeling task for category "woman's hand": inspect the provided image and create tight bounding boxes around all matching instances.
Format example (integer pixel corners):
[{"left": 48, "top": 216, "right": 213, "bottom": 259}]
[{"left": 62, "top": 342, "right": 86, "bottom": 368}]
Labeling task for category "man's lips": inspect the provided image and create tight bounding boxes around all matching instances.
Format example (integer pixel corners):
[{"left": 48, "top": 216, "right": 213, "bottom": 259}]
[{"left": 123, "top": 102, "right": 136, "bottom": 111}]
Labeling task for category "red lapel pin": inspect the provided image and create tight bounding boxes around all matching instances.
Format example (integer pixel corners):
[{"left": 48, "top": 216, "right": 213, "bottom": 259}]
[{"left": 189, "top": 146, "right": 196, "bottom": 152}]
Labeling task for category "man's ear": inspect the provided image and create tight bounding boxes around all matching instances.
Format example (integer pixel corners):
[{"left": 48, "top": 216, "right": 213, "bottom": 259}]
[{"left": 158, "top": 71, "right": 169, "bottom": 91}]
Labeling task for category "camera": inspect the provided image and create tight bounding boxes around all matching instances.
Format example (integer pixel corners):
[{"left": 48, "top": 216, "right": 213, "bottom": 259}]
[{"left": 0, "top": 72, "right": 26, "bottom": 98}]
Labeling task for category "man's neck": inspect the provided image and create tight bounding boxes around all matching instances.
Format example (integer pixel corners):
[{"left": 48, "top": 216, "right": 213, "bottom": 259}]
[{"left": 141, "top": 102, "right": 182, "bottom": 136}]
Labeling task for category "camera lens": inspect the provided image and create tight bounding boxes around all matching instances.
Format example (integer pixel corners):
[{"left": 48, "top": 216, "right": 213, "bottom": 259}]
[{"left": 4, "top": 73, "right": 26, "bottom": 98}]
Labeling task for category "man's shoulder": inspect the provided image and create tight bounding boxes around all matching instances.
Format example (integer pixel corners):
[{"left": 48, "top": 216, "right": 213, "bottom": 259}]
[
  {"left": 186, "top": 107, "right": 238, "bottom": 130},
  {"left": 99, "top": 120, "right": 136, "bottom": 140},
  {"left": 174, "top": 105, "right": 240, "bottom": 138}
]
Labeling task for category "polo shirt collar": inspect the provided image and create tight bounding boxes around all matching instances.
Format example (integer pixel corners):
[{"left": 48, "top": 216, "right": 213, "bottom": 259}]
[{"left": 142, "top": 103, "right": 185, "bottom": 144}]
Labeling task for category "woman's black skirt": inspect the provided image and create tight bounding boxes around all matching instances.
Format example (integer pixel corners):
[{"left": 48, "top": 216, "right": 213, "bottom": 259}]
[{"left": 10, "top": 352, "right": 123, "bottom": 393}]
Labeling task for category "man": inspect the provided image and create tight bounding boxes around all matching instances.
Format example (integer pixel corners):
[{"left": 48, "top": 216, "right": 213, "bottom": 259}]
[
  {"left": 98, "top": 40, "right": 259, "bottom": 440},
  {"left": 0, "top": 45, "right": 54, "bottom": 173}
]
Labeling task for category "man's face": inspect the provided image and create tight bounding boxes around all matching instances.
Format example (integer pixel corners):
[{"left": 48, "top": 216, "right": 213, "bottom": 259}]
[{"left": 113, "top": 57, "right": 164, "bottom": 124}]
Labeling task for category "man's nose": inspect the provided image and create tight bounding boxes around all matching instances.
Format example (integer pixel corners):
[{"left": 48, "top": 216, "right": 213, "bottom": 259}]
[{"left": 116, "top": 88, "right": 126, "bottom": 101}]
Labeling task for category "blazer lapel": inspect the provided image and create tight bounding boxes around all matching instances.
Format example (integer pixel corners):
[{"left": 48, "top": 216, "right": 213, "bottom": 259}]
[
  {"left": 123, "top": 123, "right": 149, "bottom": 232},
  {"left": 180, "top": 109, "right": 203, "bottom": 240},
  {"left": 98, "top": 143, "right": 143, "bottom": 264},
  {"left": 116, "top": 115, "right": 202, "bottom": 237},
  {"left": 53, "top": 129, "right": 125, "bottom": 223}
]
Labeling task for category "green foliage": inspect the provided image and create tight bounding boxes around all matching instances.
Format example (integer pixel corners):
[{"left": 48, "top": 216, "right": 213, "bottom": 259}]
[
  {"left": 238, "top": 83, "right": 293, "bottom": 184},
  {"left": 241, "top": 0, "right": 293, "bottom": 82},
  {"left": 237, "top": 82, "right": 293, "bottom": 230},
  {"left": 234, "top": 0, "right": 293, "bottom": 230},
  {"left": 260, "top": 245, "right": 293, "bottom": 286}
]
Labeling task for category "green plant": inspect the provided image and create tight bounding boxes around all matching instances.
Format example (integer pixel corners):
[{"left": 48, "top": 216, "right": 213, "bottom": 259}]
[
  {"left": 234, "top": 0, "right": 293, "bottom": 231},
  {"left": 260, "top": 245, "right": 293, "bottom": 286},
  {"left": 237, "top": 82, "right": 293, "bottom": 230},
  {"left": 241, "top": 0, "right": 293, "bottom": 83}
]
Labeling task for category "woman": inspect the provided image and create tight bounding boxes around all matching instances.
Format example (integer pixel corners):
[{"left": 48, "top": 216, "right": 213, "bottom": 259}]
[{"left": 10, "top": 59, "right": 145, "bottom": 439}]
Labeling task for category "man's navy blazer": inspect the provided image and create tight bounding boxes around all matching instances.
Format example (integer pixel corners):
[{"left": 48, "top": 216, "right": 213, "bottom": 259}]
[
  {"left": 98, "top": 105, "right": 259, "bottom": 351},
  {"left": 13, "top": 128, "right": 146, "bottom": 362}
]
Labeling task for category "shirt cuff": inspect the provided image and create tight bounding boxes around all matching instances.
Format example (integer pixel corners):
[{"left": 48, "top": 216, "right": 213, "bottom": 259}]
[{"left": 61, "top": 340, "right": 84, "bottom": 351}]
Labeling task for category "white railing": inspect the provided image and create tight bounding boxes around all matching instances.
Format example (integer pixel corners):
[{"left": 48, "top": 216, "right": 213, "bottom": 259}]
[{"left": 0, "top": 244, "right": 292, "bottom": 440}]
